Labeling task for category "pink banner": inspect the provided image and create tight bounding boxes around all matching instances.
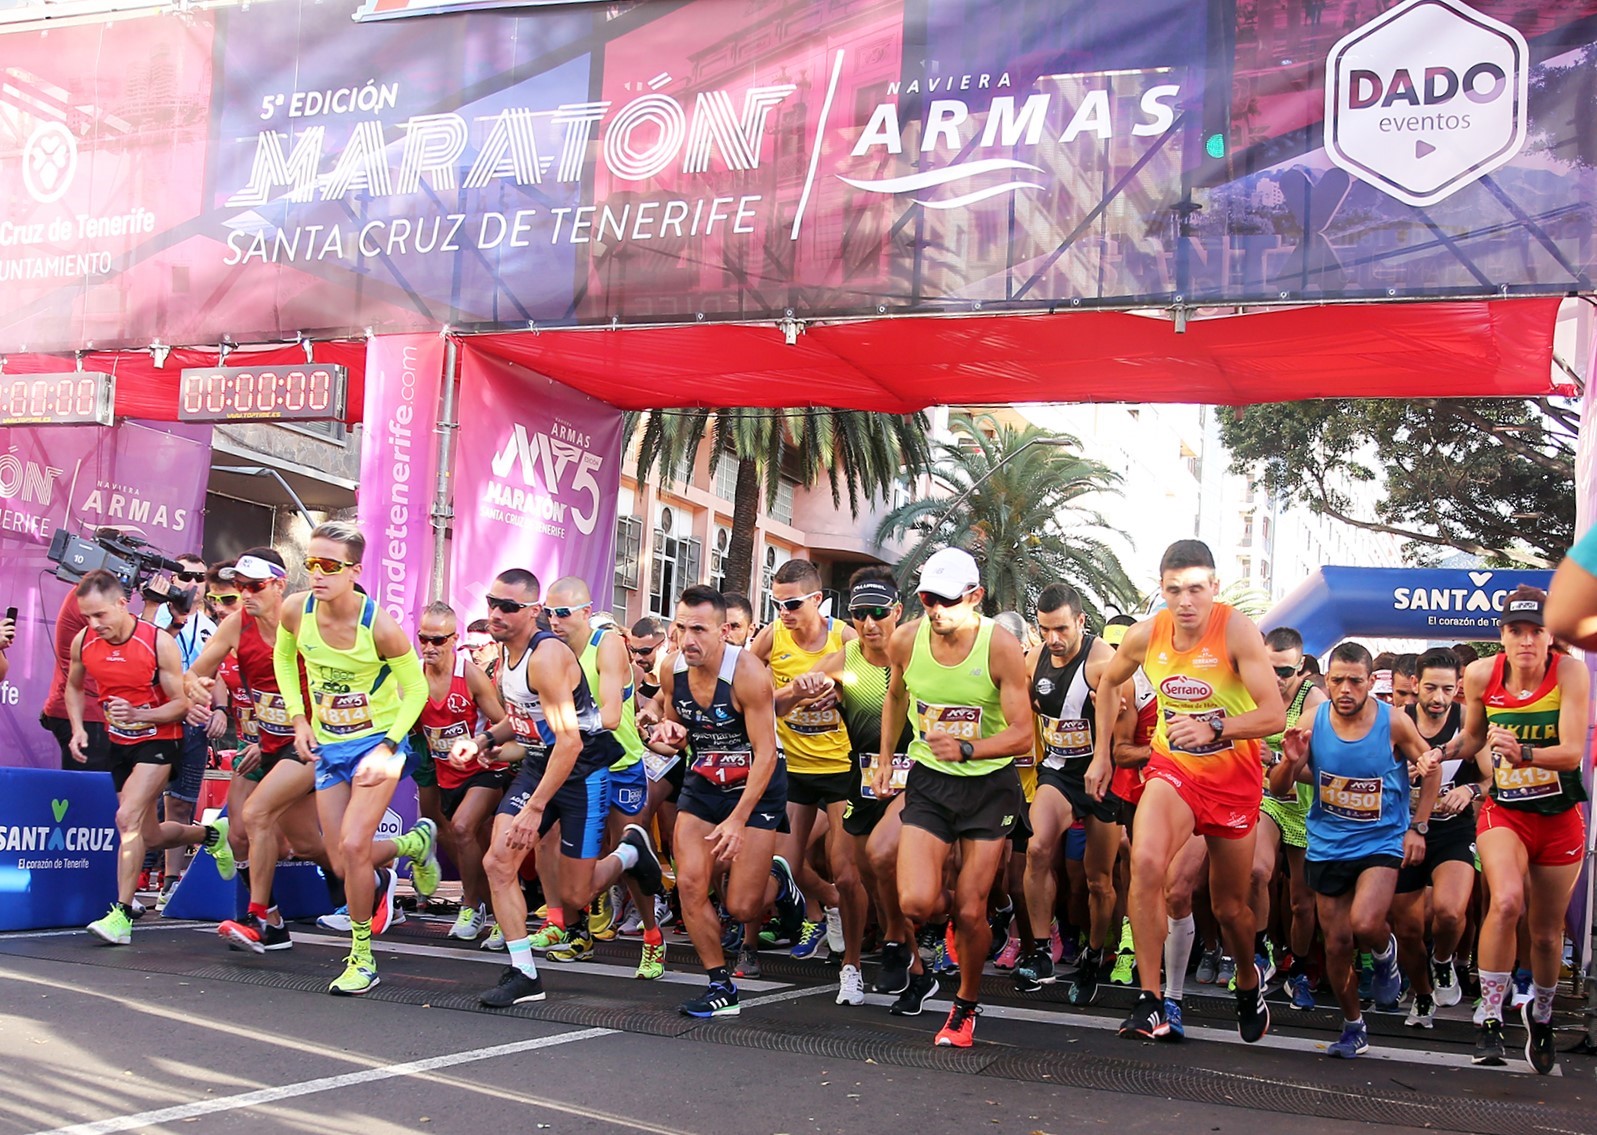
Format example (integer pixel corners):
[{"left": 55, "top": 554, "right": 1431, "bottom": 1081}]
[
  {"left": 0, "top": 421, "right": 212, "bottom": 768},
  {"left": 451, "top": 347, "right": 621, "bottom": 617},
  {"left": 357, "top": 334, "right": 445, "bottom": 631}
]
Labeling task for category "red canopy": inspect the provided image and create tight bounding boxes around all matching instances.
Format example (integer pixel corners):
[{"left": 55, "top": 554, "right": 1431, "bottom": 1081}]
[{"left": 1, "top": 298, "right": 1562, "bottom": 419}]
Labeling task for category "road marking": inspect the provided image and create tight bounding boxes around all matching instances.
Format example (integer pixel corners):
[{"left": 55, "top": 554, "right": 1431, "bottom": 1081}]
[
  {"left": 1, "top": 923, "right": 198, "bottom": 941},
  {"left": 285, "top": 929, "right": 793, "bottom": 992},
  {"left": 741, "top": 984, "right": 838, "bottom": 1009},
  {"left": 25, "top": 1028, "right": 616, "bottom": 1135}
]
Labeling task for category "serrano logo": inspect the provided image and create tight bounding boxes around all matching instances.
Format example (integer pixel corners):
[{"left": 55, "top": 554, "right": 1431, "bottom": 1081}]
[
  {"left": 1324, "top": 0, "right": 1527, "bottom": 206},
  {"left": 1159, "top": 676, "right": 1212, "bottom": 701}
]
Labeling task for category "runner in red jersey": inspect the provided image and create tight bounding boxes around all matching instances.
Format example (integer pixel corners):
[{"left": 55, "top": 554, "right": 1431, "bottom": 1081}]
[
  {"left": 185, "top": 549, "right": 331, "bottom": 953},
  {"left": 414, "top": 601, "right": 506, "bottom": 941},
  {"left": 66, "top": 570, "right": 233, "bottom": 945}
]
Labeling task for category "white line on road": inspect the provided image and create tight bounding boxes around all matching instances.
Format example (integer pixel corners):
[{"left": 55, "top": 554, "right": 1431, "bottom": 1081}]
[
  {"left": 24, "top": 1028, "right": 617, "bottom": 1135},
  {"left": 1, "top": 922, "right": 199, "bottom": 941}
]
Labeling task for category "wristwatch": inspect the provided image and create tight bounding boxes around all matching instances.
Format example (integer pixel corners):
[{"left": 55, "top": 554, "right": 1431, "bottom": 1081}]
[
  {"left": 958, "top": 740, "right": 974, "bottom": 763},
  {"left": 1208, "top": 718, "right": 1226, "bottom": 741},
  {"left": 1410, "top": 821, "right": 1429, "bottom": 835}
]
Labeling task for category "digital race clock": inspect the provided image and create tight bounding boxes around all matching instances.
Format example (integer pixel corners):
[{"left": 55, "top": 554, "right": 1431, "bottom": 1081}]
[
  {"left": 0, "top": 371, "right": 116, "bottom": 427},
  {"left": 177, "top": 364, "right": 348, "bottom": 422}
]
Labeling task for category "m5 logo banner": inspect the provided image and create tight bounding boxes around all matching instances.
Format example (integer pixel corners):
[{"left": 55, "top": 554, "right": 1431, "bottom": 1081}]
[{"left": 451, "top": 347, "right": 621, "bottom": 615}]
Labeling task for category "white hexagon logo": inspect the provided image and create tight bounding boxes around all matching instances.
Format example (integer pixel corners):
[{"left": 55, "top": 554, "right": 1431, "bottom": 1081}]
[{"left": 1324, "top": 0, "right": 1528, "bottom": 207}]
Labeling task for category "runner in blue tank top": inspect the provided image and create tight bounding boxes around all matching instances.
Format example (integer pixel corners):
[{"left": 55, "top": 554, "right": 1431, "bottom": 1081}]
[{"left": 1274, "top": 641, "right": 1439, "bottom": 1061}]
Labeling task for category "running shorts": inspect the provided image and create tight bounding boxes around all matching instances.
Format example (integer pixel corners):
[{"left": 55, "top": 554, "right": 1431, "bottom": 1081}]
[
  {"left": 786, "top": 768, "right": 854, "bottom": 808},
  {"left": 1143, "top": 754, "right": 1260, "bottom": 840},
  {"left": 1477, "top": 798, "right": 1585, "bottom": 867},
  {"left": 498, "top": 764, "right": 611, "bottom": 859},
  {"left": 109, "top": 738, "right": 179, "bottom": 793},
  {"left": 312, "top": 733, "right": 417, "bottom": 792},
  {"left": 678, "top": 763, "right": 789, "bottom": 832},
  {"left": 1037, "top": 764, "right": 1122, "bottom": 825},
  {"left": 901, "top": 761, "right": 1023, "bottom": 843},
  {"left": 1306, "top": 853, "right": 1402, "bottom": 898},
  {"left": 439, "top": 768, "right": 512, "bottom": 819},
  {"left": 608, "top": 759, "right": 647, "bottom": 816},
  {"left": 1395, "top": 815, "right": 1477, "bottom": 893}
]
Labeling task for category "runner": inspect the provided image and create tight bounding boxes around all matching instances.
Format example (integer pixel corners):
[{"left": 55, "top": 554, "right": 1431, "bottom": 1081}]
[
  {"left": 545, "top": 576, "right": 666, "bottom": 980},
  {"left": 1015, "top": 583, "right": 1129, "bottom": 1007},
  {"left": 1391, "top": 654, "right": 1419, "bottom": 711},
  {"left": 880, "top": 548, "right": 1034, "bottom": 1046},
  {"left": 183, "top": 550, "right": 332, "bottom": 953},
  {"left": 155, "top": 555, "right": 219, "bottom": 909},
  {"left": 1392, "top": 648, "right": 1482, "bottom": 1026},
  {"left": 1445, "top": 586, "right": 1588, "bottom": 1072},
  {"left": 466, "top": 569, "right": 663, "bottom": 1008},
  {"left": 722, "top": 593, "right": 756, "bottom": 648},
  {"left": 1086, "top": 540, "right": 1284, "bottom": 1043},
  {"left": 1272, "top": 641, "right": 1439, "bottom": 1059},
  {"left": 413, "top": 601, "right": 507, "bottom": 942},
  {"left": 645, "top": 585, "right": 792, "bottom": 1018},
  {"left": 272, "top": 521, "right": 438, "bottom": 995},
  {"left": 1252, "top": 627, "right": 1326, "bottom": 1010},
  {"left": 64, "top": 570, "right": 234, "bottom": 945},
  {"left": 753, "top": 558, "right": 866, "bottom": 980}
]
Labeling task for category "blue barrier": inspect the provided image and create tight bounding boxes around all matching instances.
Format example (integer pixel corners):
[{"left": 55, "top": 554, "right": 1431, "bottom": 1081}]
[{"left": 0, "top": 767, "right": 120, "bottom": 931}]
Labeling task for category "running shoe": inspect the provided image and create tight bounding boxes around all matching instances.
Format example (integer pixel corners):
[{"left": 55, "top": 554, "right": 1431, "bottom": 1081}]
[
  {"left": 1405, "top": 992, "right": 1435, "bottom": 1029},
  {"left": 934, "top": 1001, "right": 980, "bottom": 1047},
  {"left": 987, "top": 910, "right": 1011, "bottom": 961},
  {"left": 1523, "top": 1000, "right": 1556, "bottom": 1075},
  {"left": 370, "top": 868, "right": 398, "bottom": 936},
  {"left": 1371, "top": 939, "right": 1402, "bottom": 1007},
  {"left": 1052, "top": 919, "right": 1067, "bottom": 965},
  {"left": 533, "top": 902, "right": 549, "bottom": 922},
  {"left": 890, "top": 972, "right": 938, "bottom": 1016},
  {"left": 547, "top": 929, "right": 595, "bottom": 963},
  {"left": 837, "top": 963, "right": 866, "bottom": 1006},
  {"left": 622, "top": 824, "right": 666, "bottom": 896},
  {"left": 1356, "top": 953, "right": 1374, "bottom": 1000},
  {"left": 205, "top": 818, "right": 236, "bottom": 881},
  {"left": 328, "top": 954, "right": 379, "bottom": 996},
  {"left": 1472, "top": 997, "right": 1487, "bottom": 1026},
  {"left": 722, "top": 921, "right": 744, "bottom": 953},
  {"left": 792, "top": 919, "right": 829, "bottom": 960},
  {"left": 875, "top": 940, "right": 911, "bottom": 994},
  {"left": 929, "top": 938, "right": 959, "bottom": 978},
  {"left": 1195, "top": 947, "right": 1222, "bottom": 985},
  {"left": 1109, "top": 950, "right": 1136, "bottom": 986},
  {"left": 993, "top": 933, "right": 1023, "bottom": 971},
  {"left": 1069, "top": 948, "right": 1103, "bottom": 1006},
  {"left": 450, "top": 903, "right": 487, "bottom": 941},
  {"left": 653, "top": 893, "right": 674, "bottom": 930},
  {"left": 1432, "top": 957, "right": 1461, "bottom": 1008},
  {"left": 155, "top": 877, "right": 180, "bottom": 913},
  {"left": 407, "top": 818, "right": 441, "bottom": 898},
  {"left": 617, "top": 904, "right": 644, "bottom": 937},
  {"left": 679, "top": 981, "right": 739, "bottom": 1018},
  {"left": 1510, "top": 968, "right": 1533, "bottom": 1009},
  {"left": 87, "top": 904, "right": 132, "bottom": 946},
  {"left": 1161, "top": 997, "right": 1185, "bottom": 1041},
  {"left": 733, "top": 943, "right": 760, "bottom": 980},
  {"left": 943, "top": 921, "right": 960, "bottom": 969},
  {"left": 1472, "top": 1019, "right": 1506, "bottom": 1066},
  {"left": 1014, "top": 947, "right": 1056, "bottom": 992},
  {"left": 770, "top": 855, "right": 806, "bottom": 936},
  {"left": 1288, "top": 972, "right": 1317, "bottom": 1011},
  {"left": 1059, "top": 931, "right": 1082, "bottom": 968},
  {"left": 588, "top": 888, "right": 617, "bottom": 941},
  {"left": 1237, "top": 969, "right": 1271, "bottom": 1043},
  {"left": 825, "top": 906, "right": 845, "bottom": 955},
  {"left": 129, "top": 898, "right": 146, "bottom": 920},
  {"left": 219, "top": 914, "right": 292, "bottom": 954},
  {"left": 1256, "top": 946, "right": 1277, "bottom": 986},
  {"left": 318, "top": 906, "right": 352, "bottom": 932},
  {"left": 528, "top": 922, "right": 568, "bottom": 951},
  {"left": 1119, "top": 990, "right": 1169, "bottom": 1039},
  {"left": 481, "top": 922, "right": 506, "bottom": 951},
  {"left": 1215, "top": 954, "right": 1237, "bottom": 988},
  {"left": 1327, "top": 1019, "right": 1370, "bottom": 1058},
  {"left": 480, "top": 966, "right": 545, "bottom": 1007},
  {"left": 636, "top": 939, "right": 667, "bottom": 980}
]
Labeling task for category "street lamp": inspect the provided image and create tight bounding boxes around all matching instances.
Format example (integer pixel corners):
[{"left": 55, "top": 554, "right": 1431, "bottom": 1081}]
[
  {"left": 930, "top": 435, "right": 1076, "bottom": 534},
  {"left": 211, "top": 464, "right": 316, "bottom": 528}
]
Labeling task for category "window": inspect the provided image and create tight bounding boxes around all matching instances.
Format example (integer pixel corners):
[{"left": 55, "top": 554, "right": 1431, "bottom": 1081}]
[
  {"left": 760, "top": 544, "right": 783, "bottom": 622},
  {"left": 770, "top": 478, "right": 796, "bottom": 525},
  {"left": 649, "top": 508, "right": 702, "bottom": 617},
  {"left": 614, "top": 516, "right": 643, "bottom": 601},
  {"left": 1241, "top": 516, "right": 1254, "bottom": 546},
  {"left": 713, "top": 458, "right": 739, "bottom": 502},
  {"left": 709, "top": 526, "right": 732, "bottom": 592}
]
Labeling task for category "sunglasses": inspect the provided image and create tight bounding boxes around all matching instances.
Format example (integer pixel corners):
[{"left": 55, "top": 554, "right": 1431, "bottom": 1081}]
[
  {"left": 547, "top": 604, "right": 590, "bottom": 619},
  {"left": 207, "top": 593, "right": 241, "bottom": 606},
  {"left": 305, "top": 556, "right": 355, "bottom": 575},
  {"left": 630, "top": 645, "right": 657, "bottom": 656},
  {"left": 1273, "top": 664, "right": 1301, "bottom": 679},
  {"left": 175, "top": 571, "right": 205, "bottom": 583},
  {"left": 919, "top": 588, "right": 974, "bottom": 609},
  {"left": 418, "top": 633, "right": 455, "bottom": 646},
  {"left": 236, "top": 578, "right": 275, "bottom": 594},
  {"left": 850, "top": 605, "right": 895, "bottom": 621},
  {"left": 774, "top": 590, "right": 822, "bottom": 613},
  {"left": 486, "top": 595, "right": 534, "bottom": 614}
]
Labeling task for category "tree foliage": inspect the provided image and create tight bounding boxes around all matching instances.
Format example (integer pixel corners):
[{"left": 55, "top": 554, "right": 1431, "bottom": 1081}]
[{"left": 1219, "top": 397, "right": 1576, "bottom": 568}]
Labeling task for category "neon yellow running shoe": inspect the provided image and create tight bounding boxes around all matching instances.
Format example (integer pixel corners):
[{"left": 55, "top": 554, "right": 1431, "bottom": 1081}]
[
  {"left": 407, "top": 818, "right": 441, "bottom": 899},
  {"left": 87, "top": 904, "right": 132, "bottom": 945},
  {"left": 589, "top": 888, "right": 617, "bottom": 941},
  {"left": 1110, "top": 950, "right": 1136, "bottom": 986},
  {"left": 546, "top": 929, "right": 594, "bottom": 963},
  {"left": 636, "top": 940, "right": 666, "bottom": 980},
  {"left": 205, "top": 817, "right": 236, "bottom": 881},
  {"left": 328, "top": 954, "right": 379, "bottom": 996},
  {"left": 529, "top": 922, "right": 568, "bottom": 951}
]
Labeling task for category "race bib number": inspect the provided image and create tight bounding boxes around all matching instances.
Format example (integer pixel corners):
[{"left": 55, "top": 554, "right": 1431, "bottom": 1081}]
[
  {"left": 315, "top": 689, "right": 373, "bottom": 736},
  {"left": 505, "top": 704, "right": 546, "bottom": 748},
  {"left": 423, "top": 720, "right": 469, "bottom": 757},
  {"left": 917, "top": 701, "right": 982, "bottom": 745},
  {"left": 236, "top": 704, "right": 260, "bottom": 743},
  {"left": 786, "top": 703, "right": 842, "bottom": 736},
  {"left": 1319, "top": 772, "right": 1382, "bottom": 823},
  {"left": 253, "top": 691, "right": 295, "bottom": 738},
  {"left": 1493, "top": 759, "right": 1562, "bottom": 803},
  {"left": 1039, "top": 714, "right": 1092, "bottom": 768},
  {"left": 102, "top": 699, "right": 157, "bottom": 742},
  {"left": 642, "top": 748, "right": 681, "bottom": 783},
  {"left": 691, "top": 749, "right": 752, "bottom": 788},
  {"left": 1162, "top": 708, "right": 1228, "bottom": 756},
  {"left": 860, "top": 753, "right": 912, "bottom": 799}
]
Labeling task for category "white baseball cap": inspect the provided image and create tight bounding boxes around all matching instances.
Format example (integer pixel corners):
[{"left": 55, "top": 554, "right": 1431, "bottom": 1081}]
[
  {"left": 230, "top": 554, "right": 287, "bottom": 582},
  {"left": 917, "top": 548, "right": 980, "bottom": 601}
]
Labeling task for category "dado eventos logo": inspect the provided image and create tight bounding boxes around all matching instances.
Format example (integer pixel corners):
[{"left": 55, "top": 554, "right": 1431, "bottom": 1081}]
[{"left": 1324, "top": 0, "right": 1528, "bottom": 207}]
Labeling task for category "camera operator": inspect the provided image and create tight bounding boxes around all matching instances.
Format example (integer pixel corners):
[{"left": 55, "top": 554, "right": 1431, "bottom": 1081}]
[{"left": 41, "top": 587, "right": 114, "bottom": 772}]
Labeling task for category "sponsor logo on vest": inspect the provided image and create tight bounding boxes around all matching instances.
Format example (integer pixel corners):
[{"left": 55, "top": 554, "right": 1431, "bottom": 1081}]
[{"left": 1159, "top": 676, "right": 1213, "bottom": 701}]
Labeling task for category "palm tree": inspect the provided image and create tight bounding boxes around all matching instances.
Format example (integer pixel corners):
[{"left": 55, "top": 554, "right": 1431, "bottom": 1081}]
[
  {"left": 627, "top": 407, "right": 933, "bottom": 597},
  {"left": 876, "top": 413, "right": 1138, "bottom": 627}
]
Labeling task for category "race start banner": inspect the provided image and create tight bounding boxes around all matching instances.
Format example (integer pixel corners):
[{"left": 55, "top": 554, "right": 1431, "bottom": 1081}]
[
  {"left": 0, "top": 0, "right": 1594, "bottom": 351},
  {"left": 0, "top": 420, "right": 212, "bottom": 769},
  {"left": 451, "top": 346, "right": 622, "bottom": 617},
  {"left": 356, "top": 333, "right": 446, "bottom": 631}
]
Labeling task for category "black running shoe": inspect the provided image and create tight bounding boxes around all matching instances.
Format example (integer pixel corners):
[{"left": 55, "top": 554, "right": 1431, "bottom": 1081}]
[
  {"left": 890, "top": 971, "right": 938, "bottom": 1016},
  {"left": 620, "top": 824, "right": 665, "bottom": 896},
  {"left": 1069, "top": 948, "right": 1102, "bottom": 1006},
  {"left": 1119, "top": 990, "right": 1169, "bottom": 1038},
  {"left": 875, "top": 940, "right": 912, "bottom": 995},
  {"left": 1014, "top": 947, "right": 1056, "bottom": 992},
  {"left": 1473, "top": 1019, "right": 1506, "bottom": 1066},
  {"left": 1237, "top": 975, "right": 1271, "bottom": 1043},
  {"left": 1522, "top": 1002, "right": 1556, "bottom": 1075},
  {"left": 679, "top": 981, "right": 740, "bottom": 1018},
  {"left": 987, "top": 909, "right": 1011, "bottom": 961},
  {"left": 770, "top": 856, "right": 806, "bottom": 938},
  {"left": 480, "top": 966, "right": 546, "bottom": 1007}
]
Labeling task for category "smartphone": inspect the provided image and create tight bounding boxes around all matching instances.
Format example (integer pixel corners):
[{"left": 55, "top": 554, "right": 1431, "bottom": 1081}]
[{"left": 3, "top": 605, "right": 15, "bottom": 624}]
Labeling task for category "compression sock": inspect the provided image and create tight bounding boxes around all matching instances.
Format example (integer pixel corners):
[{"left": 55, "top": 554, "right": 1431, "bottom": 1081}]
[
  {"left": 1165, "top": 914, "right": 1196, "bottom": 1001},
  {"left": 610, "top": 842, "right": 640, "bottom": 872}
]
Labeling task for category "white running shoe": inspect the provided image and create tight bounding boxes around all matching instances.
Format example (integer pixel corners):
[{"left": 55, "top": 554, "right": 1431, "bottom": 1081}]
[
  {"left": 481, "top": 922, "right": 506, "bottom": 951},
  {"left": 836, "top": 963, "right": 866, "bottom": 1006},
  {"left": 317, "top": 905, "right": 352, "bottom": 932},
  {"left": 654, "top": 894, "right": 674, "bottom": 929},
  {"left": 825, "top": 906, "right": 845, "bottom": 955},
  {"left": 449, "top": 903, "right": 487, "bottom": 941}
]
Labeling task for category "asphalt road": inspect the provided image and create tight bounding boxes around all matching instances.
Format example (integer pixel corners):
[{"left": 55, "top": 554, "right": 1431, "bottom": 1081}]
[{"left": 1, "top": 911, "right": 1593, "bottom": 1135}]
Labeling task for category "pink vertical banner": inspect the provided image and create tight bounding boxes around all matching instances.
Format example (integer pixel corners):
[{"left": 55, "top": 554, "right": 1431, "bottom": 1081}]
[
  {"left": 357, "top": 334, "right": 445, "bottom": 630},
  {"left": 450, "top": 346, "right": 621, "bottom": 617}
]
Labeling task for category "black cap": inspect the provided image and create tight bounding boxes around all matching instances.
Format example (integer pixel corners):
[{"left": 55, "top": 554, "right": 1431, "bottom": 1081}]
[
  {"left": 848, "top": 580, "right": 900, "bottom": 610},
  {"left": 1500, "top": 594, "right": 1545, "bottom": 627}
]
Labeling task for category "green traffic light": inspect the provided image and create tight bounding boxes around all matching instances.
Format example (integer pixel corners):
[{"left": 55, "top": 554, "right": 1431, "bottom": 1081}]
[{"left": 1205, "top": 133, "right": 1226, "bottom": 159}]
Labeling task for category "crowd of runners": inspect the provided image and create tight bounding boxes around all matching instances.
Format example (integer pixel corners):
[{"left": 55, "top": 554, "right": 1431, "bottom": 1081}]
[{"left": 49, "top": 521, "right": 1592, "bottom": 1073}]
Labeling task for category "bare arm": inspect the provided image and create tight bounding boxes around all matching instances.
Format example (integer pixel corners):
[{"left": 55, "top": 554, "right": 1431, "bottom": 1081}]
[
  {"left": 874, "top": 625, "right": 915, "bottom": 796},
  {"left": 464, "top": 660, "right": 506, "bottom": 724},
  {"left": 1391, "top": 709, "right": 1441, "bottom": 825},
  {"left": 131, "top": 632, "right": 190, "bottom": 725},
  {"left": 1087, "top": 619, "right": 1150, "bottom": 795},
  {"left": 1222, "top": 613, "right": 1287, "bottom": 742},
  {"left": 64, "top": 629, "right": 89, "bottom": 733},
  {"left": 1547, "top": 554, "right": 1597, "bottom": 650},
  {"left": 731, "top": 652, "right": 781, "bottom": 820},
  {"left": 978, "top": 628, "right": 1038, "bottom": 761},
  {"left": 524, "top": 645, "right": 584, "bottom": 810},
  {"left": 596, "top": 631, "right": 627, "bottom": 732}
]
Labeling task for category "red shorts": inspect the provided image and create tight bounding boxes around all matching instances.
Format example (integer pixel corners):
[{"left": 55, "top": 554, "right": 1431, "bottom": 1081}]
[
  {"left": 1476, "top": 798, "right": 1586, "bottom": 867},
  {"left": 1143, "top": 754, "right": 1261, "bottom": 840},
  {"left": 1111, "top": 765, "right": 1147, "bottom": 807}
]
